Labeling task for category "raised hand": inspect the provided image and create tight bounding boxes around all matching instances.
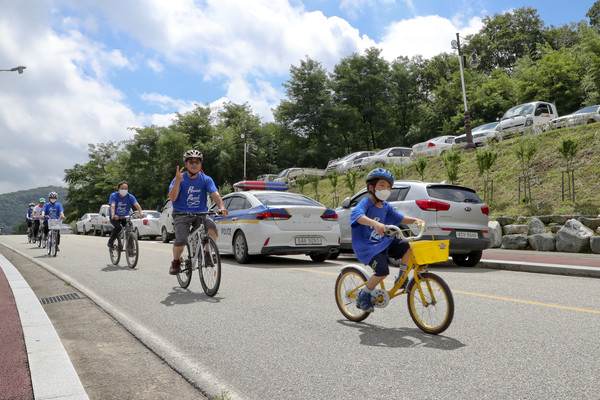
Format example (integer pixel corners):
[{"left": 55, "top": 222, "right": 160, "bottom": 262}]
[{"left": 174, "top": 165, "right": 185, "bottom": 183}]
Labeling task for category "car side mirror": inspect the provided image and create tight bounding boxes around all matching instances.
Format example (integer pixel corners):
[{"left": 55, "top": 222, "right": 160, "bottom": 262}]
[
  {"left": 101, "top": 213, "right": 106, "bottom": 217},
  {"left": 341, "top": 197, "right": 351, "bottom": 208},
  {"left": 156, "top": 206, "right": 162, "bottom": 212}
]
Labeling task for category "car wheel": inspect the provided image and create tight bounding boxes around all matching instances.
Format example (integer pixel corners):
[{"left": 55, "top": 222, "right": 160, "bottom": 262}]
[
  {"left": 309, "top": 253, "right": 328, "bottom": 262},
  {"left": 100, "top": 226, "right": 105, "bottom": 237},
  {"left": 327, "top": 252, "right": 340, "bottom": 260},
  {"left": 95, "top": 228, "right": 100, "bottom": 236},
  {"left": 135, "top": 228, "right": 141, "bottom": 240},
  {"left": 233, "top": 231, "right": 252, "bottom": 264},
  {"left": 161, "top": 227, "right": 170, "bottom": 243},
  {"left": 149, "top": 236, "right": 157, "bottom": 241},
  {"left": 451, "top": 250, "right": 483, "bottom": 267},
  {"left": 74, "top": 226, "right": 79, "bottom": 235}
]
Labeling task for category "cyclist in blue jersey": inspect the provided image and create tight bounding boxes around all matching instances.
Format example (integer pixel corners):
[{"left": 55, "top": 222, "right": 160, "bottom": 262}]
[
  {"left": 107, "top": 181, "right": 144, "bottom": 249},
  {"left": 168, "top": 149, "right": 228, "bottom": 275},
  {"left": 26, "top": 202, "right": 35, "bottom": 237},
  {"left": 351, "top": 168, "right": 424, "bottom": 313},
  {"left": 41, "top": 192, "right": 66, "bottom": 251},
  {"left": 32, "top": 198, "right": 46, "bottom": 241}
]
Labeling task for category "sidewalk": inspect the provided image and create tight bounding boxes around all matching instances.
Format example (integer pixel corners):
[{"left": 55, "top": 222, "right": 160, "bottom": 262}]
[{"left": 0, "top": 243, "right": 598, "bottom": 400}]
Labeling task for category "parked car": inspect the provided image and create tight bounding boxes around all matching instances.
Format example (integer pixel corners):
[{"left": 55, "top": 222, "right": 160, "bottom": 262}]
[
  {"left": 256, "top": 174, "right": 279, "bottom": 181},
  {"left": 326, "top": 151, "right": 376, "bottom": 173},
  {"left": 353, "top": 147, "right": 412, "bottom": 169},
  {"left": 454, "top": 122, "right": 500, "bottom": 147},
  {"left": 130, "top": 210, "right": 161, "bottom": 240},
  {"left": 92, "top": 204, "right": 113, "bottom": 236},
  {"left": 336, "top": 180, "right": 490, "bottom": 267},
  {"left": 497, "top": 101, "right": 558, "bottom": 137},
  {"left": 75, "top": 213, "right": 98, "bottom": 235},
  {"left": 60, "top": 224, "right": 74, "bottom": 234},
  {"left": 273, "top": 167, "right": 326, "bottom": 183},
  {"left": 549, "top": 105, "right": 600, "bottom": 129},
  {"left": 210, "top": 190, "right": 340, "bottom": 264},
  {"left": 158, "top": 199, "right": 175, "bottom": 243},
  {"left": 411, "top": 136, "right": 456, "bottom": 158}
]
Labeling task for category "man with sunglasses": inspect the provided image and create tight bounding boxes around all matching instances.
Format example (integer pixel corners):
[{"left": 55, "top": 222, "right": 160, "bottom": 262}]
[{"left": 167, "top": 149, "right": 228, "bottom": 275}]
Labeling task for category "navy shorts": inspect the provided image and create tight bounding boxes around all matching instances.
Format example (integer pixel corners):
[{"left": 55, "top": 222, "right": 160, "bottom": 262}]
[{"left": 368, "top": 238, "right": 410, "bottom": 277}]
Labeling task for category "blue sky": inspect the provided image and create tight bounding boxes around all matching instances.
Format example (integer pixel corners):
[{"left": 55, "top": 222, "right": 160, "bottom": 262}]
[{"left": 0, "top": 0, "right": 596, "bottom": 194}]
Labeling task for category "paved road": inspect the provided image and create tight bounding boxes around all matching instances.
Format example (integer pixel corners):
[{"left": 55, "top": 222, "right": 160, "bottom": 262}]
[{"left": 2, "top": 234, "right": 600, "bottom": 399}]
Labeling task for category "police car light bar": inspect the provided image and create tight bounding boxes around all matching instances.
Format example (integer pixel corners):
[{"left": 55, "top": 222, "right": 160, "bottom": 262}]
[{"left": 233, "top": 180, "right": 289, "bottom": 191}]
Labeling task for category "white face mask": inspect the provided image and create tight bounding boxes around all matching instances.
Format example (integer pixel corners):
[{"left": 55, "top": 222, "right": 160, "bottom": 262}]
[
  {"left": 374, "top": 189, "right": 391, "bottom": 201},
  {"left": 50, "top": 199, "right": 57, "bottom": 204},
  {"left": 119, "top": 189, "right": 128, "bottom": 196}
]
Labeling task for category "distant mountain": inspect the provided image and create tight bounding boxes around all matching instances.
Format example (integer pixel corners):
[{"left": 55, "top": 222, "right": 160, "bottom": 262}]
[{"left": 0, "top": 186, "right": 68, "bottom": 234}]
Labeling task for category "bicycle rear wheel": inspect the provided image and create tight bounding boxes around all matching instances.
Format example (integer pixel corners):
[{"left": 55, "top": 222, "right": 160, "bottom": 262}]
[
  {"left": 125, "top": 232, "right": 139, "bottom": 269},
  {"left": 334, "top": 267, "right": 370, "bottom": 322},
  {"left": 177, "top": 243, "right": 194, "bottom": 289},
  {"left": 407, "top": 272, "right": 454, "bottom": 335},
  {"left": 37, "top": 233, "right": 43, "bottom": 248},
  {"left": 109, "top": 239, "right": 121, "bottom": 265},
  {"left": 199, "top": 236, "right": 221, "bottom": 297}
]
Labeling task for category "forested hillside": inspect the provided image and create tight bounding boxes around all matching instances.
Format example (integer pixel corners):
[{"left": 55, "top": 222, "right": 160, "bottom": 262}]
[{"left": 0, "top": 186, "right": 67, "bottom": 234}]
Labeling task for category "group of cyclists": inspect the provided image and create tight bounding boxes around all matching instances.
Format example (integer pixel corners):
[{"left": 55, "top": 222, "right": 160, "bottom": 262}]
[
  {"left": 22, "top": 150, "right": 418, "bottom": 315},
  {"left": 25, "top": 192, "right": 66, "bottom": 250}
]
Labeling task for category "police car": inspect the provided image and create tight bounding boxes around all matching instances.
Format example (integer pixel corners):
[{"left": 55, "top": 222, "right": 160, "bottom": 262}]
[{"left": 210, "top": 181, "right": 340, "bottom": 264}]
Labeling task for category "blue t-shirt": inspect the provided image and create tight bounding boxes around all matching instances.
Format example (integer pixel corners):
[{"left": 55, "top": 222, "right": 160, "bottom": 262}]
[
  {"left": 109, "top": 192, "right": 138, "bottom": 217},
  {"left": 169, "top": 172, "right": 217, "bottom": 213},
  {"left": 26, "top": 209, "right": 33, "bottom": 221},
  {"left": 350, "top": 197, "right": 404, "bottom": 265},
  {"left": 42, "top": 202, "right": 64, "bottom": 220}
]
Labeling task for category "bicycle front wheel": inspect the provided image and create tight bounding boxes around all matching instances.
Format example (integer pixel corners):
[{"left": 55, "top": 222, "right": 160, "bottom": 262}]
[
  {"left": 50, "top": 231, "right": 58, "bottom": 257},
  {"left": 125, "top": 232, "right": 139, "bottom": 269},
  {"left": 46, "top": 233, "right": 52, "bottom": 255},
  {"left": 335, "top": 267, "right": 369, "bottom": 322},
  {"left": 407, "top": 272, "right": 454, "bottom": 335},
  {"left": 199, "top": 236, "right": 221, "bottom": 296}
]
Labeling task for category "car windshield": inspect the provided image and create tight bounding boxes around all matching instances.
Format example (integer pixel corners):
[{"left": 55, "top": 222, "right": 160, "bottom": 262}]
[
  {"left": 374, "top": 148, "right": 390, "bottom": 156},
  {"left": 144, "top": 211, "right": 160, "bottom": 218},
  {"left": 573, "top": 105, "right": 600, "bottom": 114},
  {"left": 472, "top": 122, "right": 499, "bottom": 132},
  {"left": 427, "top": 185, "right": 483, "bottom": 203},
  {"left": 339, "top": 152, "right": 360, "bottom": 161},
  {"left": 253, "top": 192, "right": 324, "bottom": 207},
  {"left": 503, "top": 104, "right": 534, "bottom": 119}
]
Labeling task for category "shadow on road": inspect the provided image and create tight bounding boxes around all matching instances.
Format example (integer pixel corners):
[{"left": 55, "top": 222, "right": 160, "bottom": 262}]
[
  {"left": 337, "top": 319, "right": 465, "bottom": 350},
  {"left": 101, "top": 264, "right": 137, "bottom": 272},
  {"left": 160, "top": 287, "right": 224, "bottom": 307}
]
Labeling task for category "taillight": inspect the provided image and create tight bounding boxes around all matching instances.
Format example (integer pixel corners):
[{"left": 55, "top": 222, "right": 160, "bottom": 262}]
[
  {"left": 481, "top": 206, "right": 490, "bottom": 215},
  {"left": 256, "top": 211, "right": 291, "bottom": 220},
  {"left": 321, "top": 213, "right": 338, "bottom": 221},
  {"left": 415, "top": 199, "right": 450, "bottom": 211},
  {"left": 427, "top": 142, "right": 436, "bottom": 147},
  {"left": 143, "top": 219, "right": 149, "bottom": 225}
]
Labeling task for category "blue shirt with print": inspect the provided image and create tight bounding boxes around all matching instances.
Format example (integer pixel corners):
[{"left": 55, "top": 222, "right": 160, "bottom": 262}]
[
  {"left": 350, "top": 197, "right": 404, "bottom": 265},
  {"left": 169, "top": 172, "right": 217, "bottom": 213},
  {"left": 109, "top": 192, "right": 138, "bottom": 217},
  {"left": 42, "top": 202, "right": 64, "bottom": 220}
]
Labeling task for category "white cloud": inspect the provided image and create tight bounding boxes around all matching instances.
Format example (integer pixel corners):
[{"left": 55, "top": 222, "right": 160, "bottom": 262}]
[{"left": 378, "top": 15, "right": 483, "bottom": 60}]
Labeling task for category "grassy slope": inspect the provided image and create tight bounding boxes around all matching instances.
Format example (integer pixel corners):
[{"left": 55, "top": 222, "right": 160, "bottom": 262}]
[{"left": 292, "top": 124, "right": 600, "bottom": 218}]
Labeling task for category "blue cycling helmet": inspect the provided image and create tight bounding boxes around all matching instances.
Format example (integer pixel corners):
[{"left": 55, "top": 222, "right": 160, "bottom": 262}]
[{"left": 366, "top": 168, "right": 394, "bottom": 187}]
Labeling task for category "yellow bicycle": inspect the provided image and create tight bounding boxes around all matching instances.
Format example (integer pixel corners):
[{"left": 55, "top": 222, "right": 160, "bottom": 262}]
[{"left": 335, "top": 223, "right": 454, "bottom": 335}]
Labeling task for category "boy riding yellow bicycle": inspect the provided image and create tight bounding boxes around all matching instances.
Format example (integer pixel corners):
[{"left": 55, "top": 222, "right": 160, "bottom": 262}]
[{"left": 351, "top": 168, "right": 424, "bottom": 313}]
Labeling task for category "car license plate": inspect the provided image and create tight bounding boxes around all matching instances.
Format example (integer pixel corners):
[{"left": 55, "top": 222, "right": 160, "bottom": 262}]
[
  {"left": 456, "top": 231, "right": 478, "bottom": 239},
  {"left": 295, "top": 237, "right": 322, "bottom": 245}
]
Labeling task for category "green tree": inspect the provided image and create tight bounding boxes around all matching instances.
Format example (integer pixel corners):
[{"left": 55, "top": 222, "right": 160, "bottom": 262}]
[
  {"left": 344, "top": 169, "right": 359, "bottom": 195},
  {"left": 442, "top": 150, "right": 462, "bottom": 184},
  {"left": 414, "top": 157, "right": 427, "bottom": 181},
  {"left": 587, "top": 0, "right": 600, "bottom": 31},
  {"left": 557, "top": 136, "right": 579, "bottom": 170}
]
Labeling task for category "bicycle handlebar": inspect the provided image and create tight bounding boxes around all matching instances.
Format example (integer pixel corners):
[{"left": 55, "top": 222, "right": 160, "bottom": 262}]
[{"left": 385, "top": 222, "right": 426, "bottom": 242}]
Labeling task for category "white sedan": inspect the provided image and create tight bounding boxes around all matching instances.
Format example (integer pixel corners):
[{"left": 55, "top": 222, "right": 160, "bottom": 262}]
[
  {"left": 210, "top": 190, "right": 340, "bottom": 264},
  {"left": 352, "top": 147, "right": 412, "bottom": 169},
  {"left": 550, "top": 105, "right": 600, "bottom": 129},
  {"left": 411, "top": 135, "right": 456, "bottom": 157},
  {"left": 75, "top": 213, "right": 98, "bottom": 235},
  {"left": 130, "top": 210, "right": 160, "bottom": 240},
  {"left": 454, "top": 122, "right": 500, "bottom": 147}
]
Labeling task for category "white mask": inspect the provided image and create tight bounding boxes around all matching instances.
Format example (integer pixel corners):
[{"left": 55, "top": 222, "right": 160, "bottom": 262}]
[
  {"left": 50, "top": 199, "right": 57, "bottom": 204},
  {"left": 375, "top": 189, "right": 391, "bottom": 201},
  {"left": 119, "top": 189, "right": 128, "bottom": 196}
]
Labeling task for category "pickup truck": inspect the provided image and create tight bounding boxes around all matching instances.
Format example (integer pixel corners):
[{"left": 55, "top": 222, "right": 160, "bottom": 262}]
[
  {"left": 273, "top": 167, "right": 326, "bottom": 184},
  {"left": 91, "top": 204, "right": 113, "bottom": 236}
]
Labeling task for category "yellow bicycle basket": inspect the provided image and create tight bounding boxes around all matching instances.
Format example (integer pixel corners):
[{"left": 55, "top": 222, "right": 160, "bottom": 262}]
[{"left": 409, "top": 240, "right": 450, "bottom": 265}]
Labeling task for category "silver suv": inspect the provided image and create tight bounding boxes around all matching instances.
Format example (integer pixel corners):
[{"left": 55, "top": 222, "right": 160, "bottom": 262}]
[
  {"left": 336, "top": 181, "right": 490, "bottom": 267},
  {"left": 157, "top": 199, "right": 175, "bottom": 243}
]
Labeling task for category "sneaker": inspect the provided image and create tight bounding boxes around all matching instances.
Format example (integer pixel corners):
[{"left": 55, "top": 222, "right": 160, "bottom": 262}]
[
  {"left": 169, "top": 259, "right": 181, "bottom": 275},
  {"left": 356, "top": 289, "right": 374, "bottom": 313},
  {"left": 107, "top": 241, "right": 114, "bottom": 248},
  {"left": 56, "top": 246, "right": 60, "bottom": 252}
]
